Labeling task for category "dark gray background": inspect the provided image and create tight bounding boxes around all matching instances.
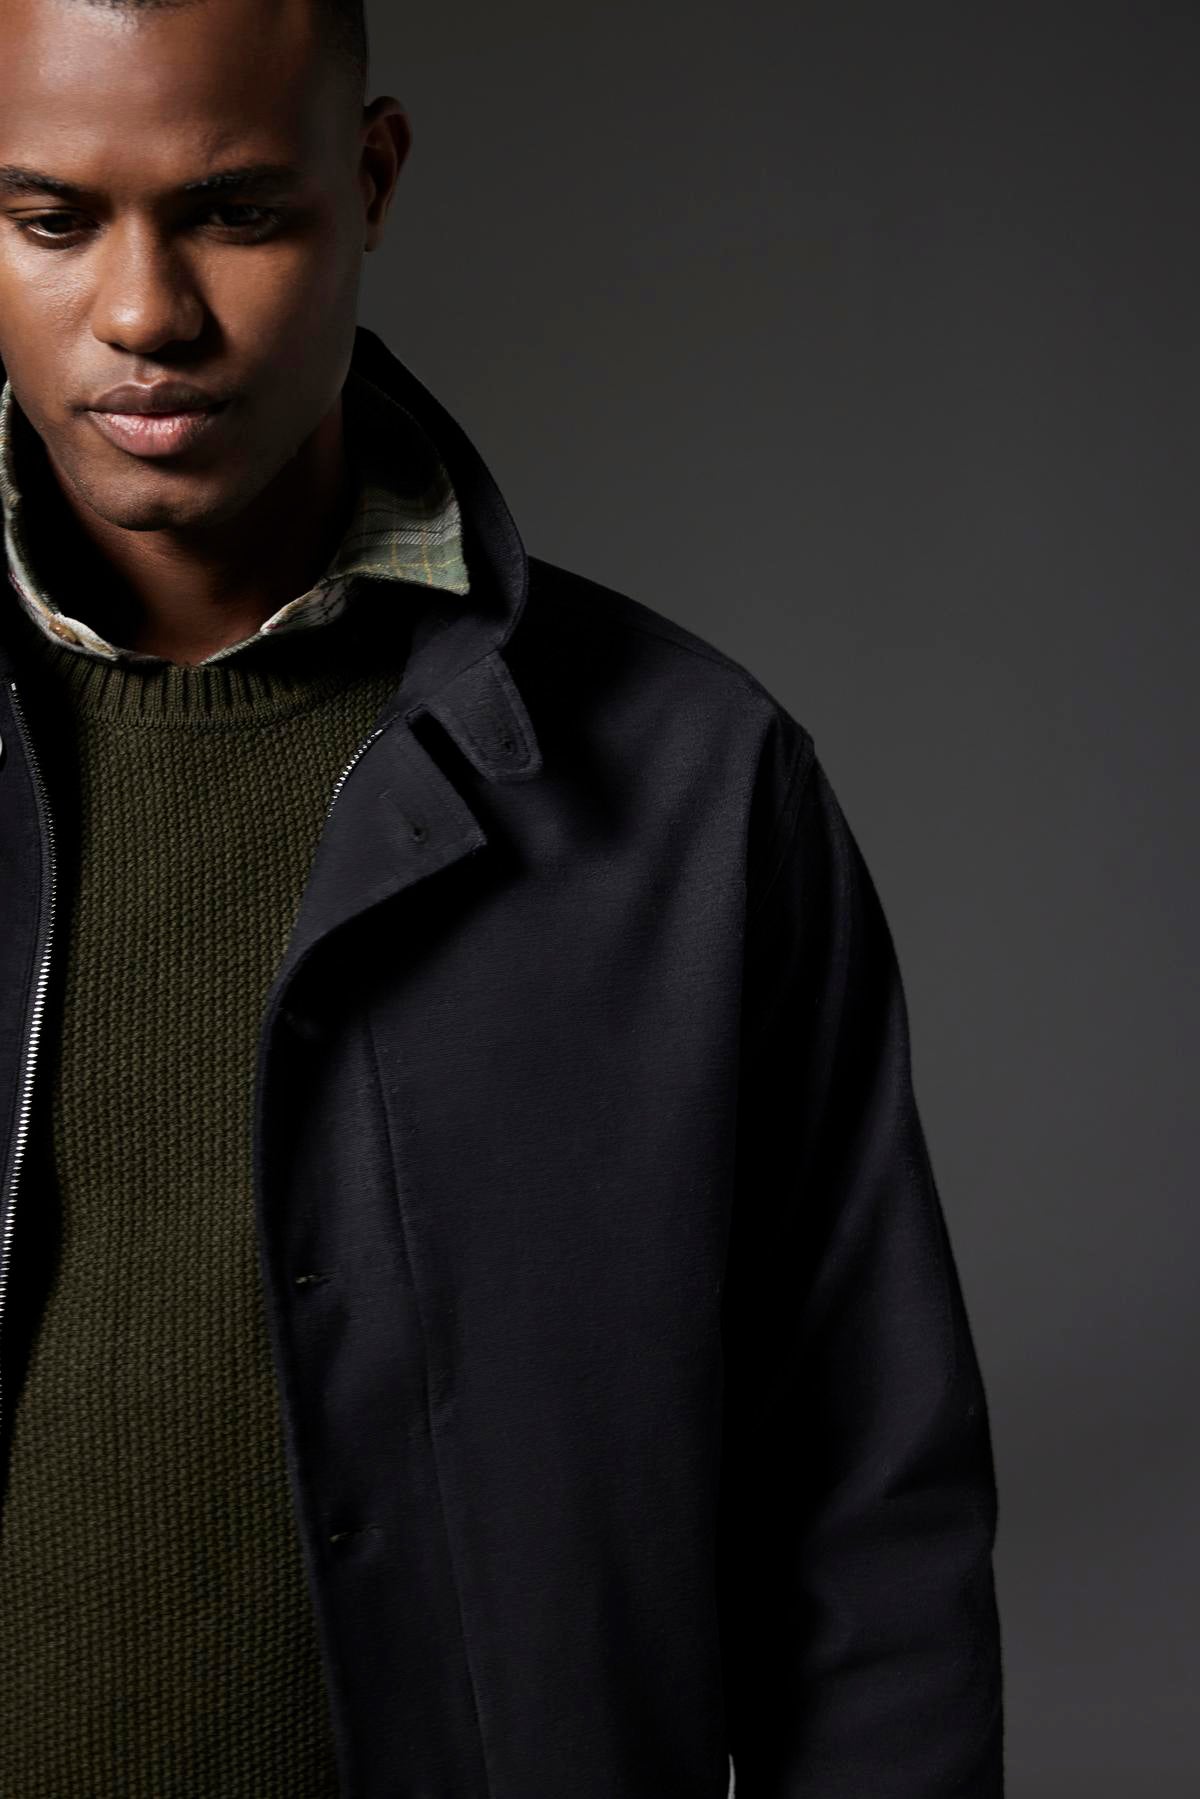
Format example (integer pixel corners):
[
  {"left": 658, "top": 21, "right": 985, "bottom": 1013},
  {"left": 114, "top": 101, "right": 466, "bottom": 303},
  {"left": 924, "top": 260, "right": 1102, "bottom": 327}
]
[{"left": 360, "top": 6, "right": 1199, "bottom": 1794}]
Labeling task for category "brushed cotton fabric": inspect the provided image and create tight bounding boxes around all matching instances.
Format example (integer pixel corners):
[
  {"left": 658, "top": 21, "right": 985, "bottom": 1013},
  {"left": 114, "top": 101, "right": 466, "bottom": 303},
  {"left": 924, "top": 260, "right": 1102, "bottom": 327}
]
[{"left": 0, "top": 324, "right": 1006, "bottom": 1797}]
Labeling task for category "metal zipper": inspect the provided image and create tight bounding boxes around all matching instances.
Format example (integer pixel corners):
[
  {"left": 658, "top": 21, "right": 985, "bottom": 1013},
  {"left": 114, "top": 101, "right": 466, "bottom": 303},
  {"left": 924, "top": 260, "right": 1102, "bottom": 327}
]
[
  {"left": 0, "top": 680, "right": 58, "bottom": 1457},
  {"left": 323, "top": 720, "right": 392, "bottom": 825}
]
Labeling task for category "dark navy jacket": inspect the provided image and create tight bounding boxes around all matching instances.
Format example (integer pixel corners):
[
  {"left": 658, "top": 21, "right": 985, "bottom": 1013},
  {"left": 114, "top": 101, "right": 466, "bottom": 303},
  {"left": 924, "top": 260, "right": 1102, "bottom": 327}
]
[{"left": 0, "top": 325, "right": 1005, "bottom": 1797}]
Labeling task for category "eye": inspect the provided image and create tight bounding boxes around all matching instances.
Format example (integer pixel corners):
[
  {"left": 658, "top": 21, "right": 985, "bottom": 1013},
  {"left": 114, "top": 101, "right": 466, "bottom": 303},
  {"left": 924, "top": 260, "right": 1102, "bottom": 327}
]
[
  {"left": 13, "top": 211, "right": 82, "bottom": 241},
  {"left": 206, "top": 203, "right": 282, "bottom": 238},
  {"left": 10, "top": 203, "right": 284, "bottom": 245}
]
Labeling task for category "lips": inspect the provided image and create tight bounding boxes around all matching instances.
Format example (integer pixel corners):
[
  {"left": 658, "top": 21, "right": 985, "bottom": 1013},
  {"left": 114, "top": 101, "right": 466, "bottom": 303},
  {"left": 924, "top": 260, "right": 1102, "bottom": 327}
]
[
  {"left": 89, "top": 378, "right": 230, "bottom": 413},
  {"left": 86, "top": 401, "right": 230, "bottom": 460}
]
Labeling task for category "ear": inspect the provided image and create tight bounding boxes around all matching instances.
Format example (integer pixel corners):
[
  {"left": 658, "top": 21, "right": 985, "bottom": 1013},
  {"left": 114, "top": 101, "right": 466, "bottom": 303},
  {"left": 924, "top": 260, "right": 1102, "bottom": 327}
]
[{"left": 360, "top": 97, "right": 411, "bottom": 253}]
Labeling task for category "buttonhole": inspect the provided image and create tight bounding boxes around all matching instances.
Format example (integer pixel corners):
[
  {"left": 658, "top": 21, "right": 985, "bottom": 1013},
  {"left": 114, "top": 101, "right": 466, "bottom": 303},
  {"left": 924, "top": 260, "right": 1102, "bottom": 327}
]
[{"left": 282, "top": 1006, "right": 322, "bottom": 1041}]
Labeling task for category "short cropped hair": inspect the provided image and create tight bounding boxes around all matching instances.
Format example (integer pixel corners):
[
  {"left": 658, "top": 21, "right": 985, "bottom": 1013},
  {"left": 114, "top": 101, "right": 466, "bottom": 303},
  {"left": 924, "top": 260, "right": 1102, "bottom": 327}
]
[{"left": 71, "top": 0, "right": 370, "bottom": 101}]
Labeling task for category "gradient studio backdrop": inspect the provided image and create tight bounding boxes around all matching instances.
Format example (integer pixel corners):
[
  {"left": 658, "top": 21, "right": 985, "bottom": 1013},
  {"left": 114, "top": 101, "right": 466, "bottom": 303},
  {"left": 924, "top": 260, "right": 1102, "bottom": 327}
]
[{"left": 359, "top": 6, "right": 1198, "bottom": 1797}]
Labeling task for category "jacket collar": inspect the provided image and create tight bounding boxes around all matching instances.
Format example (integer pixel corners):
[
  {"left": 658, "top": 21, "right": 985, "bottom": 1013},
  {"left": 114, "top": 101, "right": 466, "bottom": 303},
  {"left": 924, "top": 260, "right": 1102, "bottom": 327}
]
[
  {"left": 344, "top": 326, "right": 539, "bottom": 784},
  {"left": 0, "top": 323, "right": 541, "bottom": 785}
]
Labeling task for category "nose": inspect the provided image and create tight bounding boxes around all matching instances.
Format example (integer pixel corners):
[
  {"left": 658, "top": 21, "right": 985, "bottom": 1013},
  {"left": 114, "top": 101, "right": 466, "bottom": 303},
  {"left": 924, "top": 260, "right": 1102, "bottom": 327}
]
[{"left": 89, "top": 217, "right": 206, "bottom": 354}]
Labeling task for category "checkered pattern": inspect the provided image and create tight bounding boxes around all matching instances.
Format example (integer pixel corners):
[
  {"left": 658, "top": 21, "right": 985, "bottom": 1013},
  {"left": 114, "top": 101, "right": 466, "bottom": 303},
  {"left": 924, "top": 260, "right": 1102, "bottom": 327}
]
[{"left": 0, "top": 365, "right": 471, "bottom": 666}]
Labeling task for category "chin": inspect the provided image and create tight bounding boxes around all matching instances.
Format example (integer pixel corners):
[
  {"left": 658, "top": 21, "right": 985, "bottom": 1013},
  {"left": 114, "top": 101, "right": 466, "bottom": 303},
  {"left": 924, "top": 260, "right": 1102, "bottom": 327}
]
[
  {"left": 85, "top": 488, "right": 220, "bottom": 532},
  {"left": 74, "top": 461, "right": 253, "bottom": 533}
]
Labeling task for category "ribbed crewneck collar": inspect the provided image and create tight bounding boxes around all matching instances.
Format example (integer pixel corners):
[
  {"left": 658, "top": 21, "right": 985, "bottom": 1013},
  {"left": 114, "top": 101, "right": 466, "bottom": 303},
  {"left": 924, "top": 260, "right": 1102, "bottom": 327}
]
[{"left": 2, "top": 573, "right": 413, "bottom": 727}]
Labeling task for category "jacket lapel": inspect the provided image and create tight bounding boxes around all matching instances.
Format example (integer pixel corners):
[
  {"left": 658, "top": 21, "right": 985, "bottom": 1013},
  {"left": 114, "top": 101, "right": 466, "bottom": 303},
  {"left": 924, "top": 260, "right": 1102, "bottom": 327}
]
[{"left": 272, "top": 641, "right": 541, "bottom": 994}]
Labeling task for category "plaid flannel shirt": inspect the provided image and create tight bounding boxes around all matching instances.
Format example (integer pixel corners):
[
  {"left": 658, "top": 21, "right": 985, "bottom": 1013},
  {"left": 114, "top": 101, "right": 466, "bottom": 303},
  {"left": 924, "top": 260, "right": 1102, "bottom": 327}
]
[{"left": 0, "top": 364, "right": 471, "bottom": 666}]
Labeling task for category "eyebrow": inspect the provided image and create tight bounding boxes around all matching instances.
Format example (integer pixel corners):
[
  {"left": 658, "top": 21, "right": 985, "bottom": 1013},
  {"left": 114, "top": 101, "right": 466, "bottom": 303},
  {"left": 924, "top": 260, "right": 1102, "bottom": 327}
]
[{"left": 0, "top": 162, "right": 306, "bottom": 200}]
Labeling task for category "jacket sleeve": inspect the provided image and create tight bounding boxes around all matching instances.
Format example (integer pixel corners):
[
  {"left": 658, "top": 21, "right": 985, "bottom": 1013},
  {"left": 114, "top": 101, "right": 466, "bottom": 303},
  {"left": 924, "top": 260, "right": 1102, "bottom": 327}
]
[{"left": 716, "top": 721, "right": 1005, "bottom": 1797}]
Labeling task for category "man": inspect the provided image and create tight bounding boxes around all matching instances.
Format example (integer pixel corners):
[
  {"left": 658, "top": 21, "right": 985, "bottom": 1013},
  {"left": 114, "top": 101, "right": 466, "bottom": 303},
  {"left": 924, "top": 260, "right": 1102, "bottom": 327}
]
[{"left": 0, "top": 0, "right": 1005, "bottom": 1793}]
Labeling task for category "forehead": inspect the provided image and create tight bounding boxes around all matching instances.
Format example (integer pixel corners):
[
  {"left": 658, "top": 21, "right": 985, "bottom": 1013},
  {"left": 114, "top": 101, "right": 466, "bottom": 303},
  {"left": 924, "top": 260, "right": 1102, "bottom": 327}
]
[{"left": 0, "top": 0, "right": 339, "bottom": 181}]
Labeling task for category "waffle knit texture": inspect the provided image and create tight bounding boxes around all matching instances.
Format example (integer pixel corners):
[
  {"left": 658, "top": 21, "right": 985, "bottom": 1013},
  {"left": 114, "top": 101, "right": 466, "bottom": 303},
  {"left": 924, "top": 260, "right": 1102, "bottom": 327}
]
[{"left": 0, "top": 380, "right": 471, "bottom": 1794}]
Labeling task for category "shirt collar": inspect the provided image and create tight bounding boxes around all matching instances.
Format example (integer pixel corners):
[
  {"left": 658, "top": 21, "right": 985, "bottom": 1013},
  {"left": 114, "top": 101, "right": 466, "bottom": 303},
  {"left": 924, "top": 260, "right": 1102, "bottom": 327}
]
[{"left": 0, "top": 362, "right": 471, "bottom": 668}]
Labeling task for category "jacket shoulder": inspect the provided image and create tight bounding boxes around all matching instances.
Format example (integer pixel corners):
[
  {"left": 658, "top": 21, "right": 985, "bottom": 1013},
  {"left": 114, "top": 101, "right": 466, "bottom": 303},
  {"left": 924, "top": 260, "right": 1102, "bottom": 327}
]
[
  {"left": 520, "top": 557, "right": 818, "bottom": 911},
  {"left": 523, "top": 555, "right": 808, "bottom": 731}
]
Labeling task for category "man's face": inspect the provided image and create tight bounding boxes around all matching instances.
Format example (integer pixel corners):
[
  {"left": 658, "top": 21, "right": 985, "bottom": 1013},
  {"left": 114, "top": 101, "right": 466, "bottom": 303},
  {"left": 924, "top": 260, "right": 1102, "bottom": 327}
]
[{"left": 0, "top": 0, "right": 396, "bottom": 535}]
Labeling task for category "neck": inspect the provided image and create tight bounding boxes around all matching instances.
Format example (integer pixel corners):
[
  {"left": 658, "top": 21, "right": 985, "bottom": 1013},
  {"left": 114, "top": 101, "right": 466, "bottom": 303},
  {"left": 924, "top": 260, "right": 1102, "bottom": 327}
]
[{"left": 30, "top": 395, "right": 354, "bottom": 668}]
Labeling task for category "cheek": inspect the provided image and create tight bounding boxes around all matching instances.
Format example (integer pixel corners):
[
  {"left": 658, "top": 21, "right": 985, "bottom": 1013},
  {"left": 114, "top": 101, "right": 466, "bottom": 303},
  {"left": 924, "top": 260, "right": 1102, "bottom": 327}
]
[
  {"left": 0, "top": 259, "right": 75, "bottom": 369},
  {"left": 0, "top": 326, "right": 60, "bottom": 447},
  {"left": 207, "top": 252, "right": 327, "bottom": 335},
  {"left": 210, "top": 210, "right": 360, "bottom": 324}
]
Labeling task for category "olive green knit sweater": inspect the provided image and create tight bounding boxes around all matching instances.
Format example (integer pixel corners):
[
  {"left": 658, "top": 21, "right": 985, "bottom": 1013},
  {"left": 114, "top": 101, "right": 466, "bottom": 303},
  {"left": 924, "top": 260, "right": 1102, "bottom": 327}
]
[{"left": 0, "top": 587, "right": 416, "bottom": 1796}]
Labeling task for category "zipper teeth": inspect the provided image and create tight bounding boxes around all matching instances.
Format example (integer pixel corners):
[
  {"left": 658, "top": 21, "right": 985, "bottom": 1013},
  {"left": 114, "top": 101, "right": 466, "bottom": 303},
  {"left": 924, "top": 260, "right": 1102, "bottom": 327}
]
[
  {"left": 324, "top": 722, "right": 389, "bottom": 824},
  {"left": 0, "top": 681, "right": 57, "bottom": 1453}
]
